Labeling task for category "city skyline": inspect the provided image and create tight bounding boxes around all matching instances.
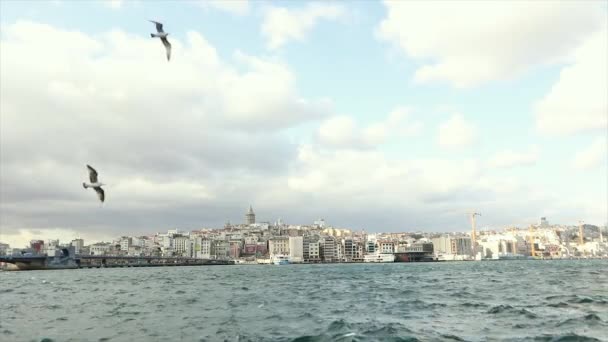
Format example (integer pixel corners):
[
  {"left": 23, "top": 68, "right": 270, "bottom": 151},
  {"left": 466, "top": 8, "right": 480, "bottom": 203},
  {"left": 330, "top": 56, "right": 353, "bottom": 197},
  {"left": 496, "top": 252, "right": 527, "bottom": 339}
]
[
  {"left": 1, "top": 1, "right": 607, "bottom": 248},
  {"left": 1, "top": 204, "right": 605, "bottom": 248}
]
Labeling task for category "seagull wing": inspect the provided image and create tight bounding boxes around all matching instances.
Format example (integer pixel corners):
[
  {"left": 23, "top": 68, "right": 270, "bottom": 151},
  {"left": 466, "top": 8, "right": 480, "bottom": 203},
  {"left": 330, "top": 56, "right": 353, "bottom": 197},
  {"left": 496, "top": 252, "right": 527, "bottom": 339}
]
[
  {"left": 94, "top": 187, "right": 105, "bottom": 203},
  {"left": 161, "top": 37, "right": 171, "bottom": 61},
  {"left": 149, "top": 20, "right": 164, "bottom": 33},
  {"left": 86, "top": 164, "right": 98, "bottom": 183}
]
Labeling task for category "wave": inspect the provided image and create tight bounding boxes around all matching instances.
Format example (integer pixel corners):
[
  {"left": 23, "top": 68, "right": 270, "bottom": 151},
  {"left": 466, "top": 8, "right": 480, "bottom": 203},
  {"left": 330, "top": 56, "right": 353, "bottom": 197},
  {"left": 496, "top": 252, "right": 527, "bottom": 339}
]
[{"left": 487, "top": 305, "right": 538, "bottom": 319}]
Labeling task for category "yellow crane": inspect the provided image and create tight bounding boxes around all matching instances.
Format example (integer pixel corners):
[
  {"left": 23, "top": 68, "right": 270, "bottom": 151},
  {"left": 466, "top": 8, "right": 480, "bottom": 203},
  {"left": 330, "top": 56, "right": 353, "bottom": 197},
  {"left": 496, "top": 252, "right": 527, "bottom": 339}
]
[
  {"left": 467, "top": 212, "right": 481, "bottom": 258},
  {"left": 528, "top": 224, "right": 536, "bottom": 258}
]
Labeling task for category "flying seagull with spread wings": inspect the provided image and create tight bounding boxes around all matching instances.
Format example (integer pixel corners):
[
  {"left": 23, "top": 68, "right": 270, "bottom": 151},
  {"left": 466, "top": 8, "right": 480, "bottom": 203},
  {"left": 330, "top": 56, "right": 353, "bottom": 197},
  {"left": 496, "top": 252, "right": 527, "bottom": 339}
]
[
  {"left": 83, "top": 164, "right": 105, "bottom": 204},
  {"left": 149, "top": 20, "right": 171, "bottom": 61}
]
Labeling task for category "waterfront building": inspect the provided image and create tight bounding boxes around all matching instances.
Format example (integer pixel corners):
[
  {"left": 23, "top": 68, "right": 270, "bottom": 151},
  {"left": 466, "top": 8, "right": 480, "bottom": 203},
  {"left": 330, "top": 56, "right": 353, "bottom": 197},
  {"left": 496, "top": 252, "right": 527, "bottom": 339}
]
[
  {"left": 378, "top": 240, "right": 395, "bottom": 254},
  {"left": 321, "top": 236, "right": 337, "bottom": 262},
  {"left": 343, "top": 238, "right": 357, "bottom": 262},
  {"left": 213, "top": 240, "right": 230, "bottom": 259},
  {"left": 89, "top": 242, "right": 112, "bottom": 256},
  {"left": 229, "top": 241, "right": 242, "bottom": 259},
  {"left": 451, "top": 237, "right": 471, "bottom": 255},
  {"left": 173, "top": 235, "right": 189, "bottom": 256},
  {"left": 127, "top": 246, "right": 142, "bottom": 256},
  {"left": 200, "top": 238, "right": 213, "bottom": 258},
  {"left": 477, "top": 235, "right": 518, "bottom": 259},
  {"left": 303, "top": 235, "right": 321, "bottom": 262},
  {"left": 120, "top": 237, "right": 132, "bottom": 252},
  {"left": 0, "top": 243, "right": 10, "bottom": 256},
  {"left": 288, "top": 236, "right": 304, "bottom": 263},
  {"left": 308, "top": 241, "right": 320, "bottom": 262},
  {"left": 256, "top": 242, "right": 268, "bottom": 256},
  {"left": 268, "top": 237, "right": 289, "bottom": 256},
  {"left": 70, "top": 239, "right": 84, "bottom": 254}
]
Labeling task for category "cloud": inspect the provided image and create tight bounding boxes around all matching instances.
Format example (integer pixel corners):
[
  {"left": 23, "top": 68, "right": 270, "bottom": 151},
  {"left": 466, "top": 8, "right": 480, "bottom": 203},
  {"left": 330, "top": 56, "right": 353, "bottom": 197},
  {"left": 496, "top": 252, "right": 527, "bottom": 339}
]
[
  {"left": 262, "top": 2, "right": 345, "bottom": 50},
  {"left": 437, "top": 113, "right": 477, "bottom": 149},
  {"left": 376, "top": 1, "right": 605, "bottom": 88},
  {"left": 573, "top": 137, "right": 608, "bottom": 170},
  {"left": 535, "top": 26, "right": 608, "bottom": 136},
  {"left": 317, "top": 107, "right": 423, "bottom": 148},
  {"left": 197, "top": 0, "right": 250, "bottom": 16},
  {"left": 283, "top": 144, "right": 602, "bottom": 229},
  {"left": 487, "top": 146, "right": 541, "bottom": 169},
  {"left": 287, "top": 144, "right": 483, "bottom": 206},
  {"left": 0, "top": 20, "right": 329, "bottom": 238},
  {"left": 1, "top": 17, "right": 606, "bottom": 244},
  {"left": 105, "top": 0, "right": 122, "bottom": 9}
]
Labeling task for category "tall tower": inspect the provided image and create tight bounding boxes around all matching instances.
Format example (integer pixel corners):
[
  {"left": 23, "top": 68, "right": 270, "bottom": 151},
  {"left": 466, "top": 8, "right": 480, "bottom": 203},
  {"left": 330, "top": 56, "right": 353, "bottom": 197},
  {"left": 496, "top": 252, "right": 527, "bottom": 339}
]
[
  {"left": 245, "top": 205, "right": 256, "bottom": 225},
  {"left": 578, "top": 220, "right": 584, "bottom": 246}
]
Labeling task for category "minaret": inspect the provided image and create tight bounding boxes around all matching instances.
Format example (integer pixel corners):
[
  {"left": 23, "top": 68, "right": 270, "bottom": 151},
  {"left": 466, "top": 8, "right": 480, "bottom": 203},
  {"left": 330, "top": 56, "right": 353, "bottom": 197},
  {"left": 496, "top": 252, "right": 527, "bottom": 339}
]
[{"left": 245, "top": 205, "right": 255, "bottom": 225}]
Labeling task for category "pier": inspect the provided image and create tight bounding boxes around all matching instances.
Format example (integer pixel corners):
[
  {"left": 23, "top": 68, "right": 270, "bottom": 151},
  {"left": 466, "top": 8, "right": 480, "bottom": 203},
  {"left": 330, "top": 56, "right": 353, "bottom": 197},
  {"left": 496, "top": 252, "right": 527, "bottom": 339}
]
[
  {"left": 0, "top": 252, "right": 234, "bottom": 271},
  {"left": 76, "top": 255, "right": 234, "bottom": 268}
]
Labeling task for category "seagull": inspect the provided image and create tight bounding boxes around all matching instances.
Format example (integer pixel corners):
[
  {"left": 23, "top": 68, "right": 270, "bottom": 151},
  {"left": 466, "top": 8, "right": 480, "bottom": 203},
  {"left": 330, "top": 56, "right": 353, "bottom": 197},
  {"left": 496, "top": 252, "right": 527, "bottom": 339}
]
[
  {"left": 83, "top": 164, "right": 105, "bottom": 204},
  {"left": 149, "top": 20, "right": 171, "bottom": 61}
]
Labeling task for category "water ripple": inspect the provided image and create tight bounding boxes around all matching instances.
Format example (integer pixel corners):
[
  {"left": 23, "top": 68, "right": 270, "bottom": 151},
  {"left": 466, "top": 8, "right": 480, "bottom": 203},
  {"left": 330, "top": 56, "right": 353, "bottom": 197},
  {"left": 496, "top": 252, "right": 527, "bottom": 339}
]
[{"left": 0, "top": 260, "right": 606, "bottom": 341}]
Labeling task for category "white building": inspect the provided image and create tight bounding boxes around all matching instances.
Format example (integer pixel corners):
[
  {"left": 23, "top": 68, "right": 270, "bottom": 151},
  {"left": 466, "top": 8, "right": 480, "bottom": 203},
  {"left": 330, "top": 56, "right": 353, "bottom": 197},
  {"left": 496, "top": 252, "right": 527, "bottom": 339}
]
[
  {"left": 478, "top": 235, "right": 518, "bottom": 259},
  {"left": 173, "top": 235, "right": 189, "bottom": 256},
  {"left": 378, "top": 241, "right": 395, "bottom": 254},
  {"left": 308, "top": 242, "right": 320, "bottom": 261},
  {"left": 120, "top": 237, "right": 132, "bottom": 252},
  {"left": 431, "top": 235, "right": 472, "bottom": 260},
  {"left": 198, "top": 238, "right": 212, "bottom": 259},
  {"left": 268, "top": 237, "right": 290, "bottom": 256},
  {"left": 71, "top": 239, "right": 84, "bottom": 255},
  {"left": 322, "top": 237, "right": 337, "bottom": 262},
  {"left": 90, "top": 242, "right": 112, "bottom": 256},
  {"left": 288, "top": 236, "right": 304, "bottom": 263}
]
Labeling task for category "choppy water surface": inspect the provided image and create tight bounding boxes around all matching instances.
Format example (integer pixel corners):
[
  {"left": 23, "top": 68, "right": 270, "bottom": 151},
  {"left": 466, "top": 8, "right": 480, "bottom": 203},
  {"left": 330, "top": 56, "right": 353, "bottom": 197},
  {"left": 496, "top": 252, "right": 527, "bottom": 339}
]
[{"left": 1, "top": 260, "right": 607, "bottom": 341}]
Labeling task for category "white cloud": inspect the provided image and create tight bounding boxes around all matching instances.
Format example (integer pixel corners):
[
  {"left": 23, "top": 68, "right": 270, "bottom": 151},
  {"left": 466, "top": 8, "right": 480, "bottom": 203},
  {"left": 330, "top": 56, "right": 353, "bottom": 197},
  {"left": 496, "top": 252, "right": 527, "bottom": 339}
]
[
  {"left": 105, "top": 0, "right": 122, "bottom": 9},
  {"left": 318, "top": 116, "right": 357, "bottom": 147},
  {"left": 262, "top": 2, "right": 345, "bottom": 50},
  {"left": 288, "top": 145, "right": 481, "bottom": 199},
  {"left": 437, "top": 113, "right": 477, "bottom": 149},
  {"left": 317, "top": 107, "right": 423, "bottom": 148},
  {"left": 535, "top": 26, "right": 608, "bottom": 136},
  {"left": 487, "top": 146, "right": 540, "bottom": 169},
  {"left": 198, "top": 0, "right": 250, "bottom": 16},
  {"left": 573, "top": 137, "right": 607, "bottom": 170},
  {"left": 0, "top": 20, "right": 330, "bottom": 236},
  {"left": 377, "top": 1, "right": 605, "bottom": 88}
]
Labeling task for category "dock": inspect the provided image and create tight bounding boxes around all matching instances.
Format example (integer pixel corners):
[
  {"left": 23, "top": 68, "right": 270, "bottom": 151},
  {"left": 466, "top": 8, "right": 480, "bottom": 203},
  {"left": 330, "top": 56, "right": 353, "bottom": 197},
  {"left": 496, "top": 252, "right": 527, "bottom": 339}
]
[{"left": 0, "top": 251, "right": 234, "bottom": 271}]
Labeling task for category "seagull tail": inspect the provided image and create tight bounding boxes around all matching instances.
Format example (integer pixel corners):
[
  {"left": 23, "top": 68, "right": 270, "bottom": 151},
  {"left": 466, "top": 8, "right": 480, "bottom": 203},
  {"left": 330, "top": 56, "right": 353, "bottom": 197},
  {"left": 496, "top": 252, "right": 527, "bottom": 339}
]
[
  {"left": 82, "top": 182, "right": 88, "bottom": 189},
  {"left": 151, "top": 33, "right": 160, "bottom": 38}
]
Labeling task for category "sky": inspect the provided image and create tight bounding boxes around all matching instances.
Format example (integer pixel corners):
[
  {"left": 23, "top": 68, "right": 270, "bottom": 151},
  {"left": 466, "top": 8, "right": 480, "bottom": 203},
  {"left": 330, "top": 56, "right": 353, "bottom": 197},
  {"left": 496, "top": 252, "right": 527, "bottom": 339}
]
[{"left": 0, "top": 0, "right": 607, "bottom": 247}]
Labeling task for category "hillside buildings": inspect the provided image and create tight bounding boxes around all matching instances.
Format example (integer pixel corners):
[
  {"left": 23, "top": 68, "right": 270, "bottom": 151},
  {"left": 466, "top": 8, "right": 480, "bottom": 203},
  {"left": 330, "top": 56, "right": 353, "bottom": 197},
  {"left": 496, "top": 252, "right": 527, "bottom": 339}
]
[{"left": 2, "top": 209, "right": 607, "bottom": 263}]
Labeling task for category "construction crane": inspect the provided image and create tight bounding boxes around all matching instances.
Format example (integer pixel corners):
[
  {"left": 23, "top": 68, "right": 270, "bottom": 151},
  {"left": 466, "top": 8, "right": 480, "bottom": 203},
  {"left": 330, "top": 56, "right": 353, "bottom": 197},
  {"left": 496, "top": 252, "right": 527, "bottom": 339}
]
[
  {"left": 467, "top": 212, "right": 481, "bottom": 258},
  {"left": 528, "top": 224, "right": 536, "bottom": 258}
]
